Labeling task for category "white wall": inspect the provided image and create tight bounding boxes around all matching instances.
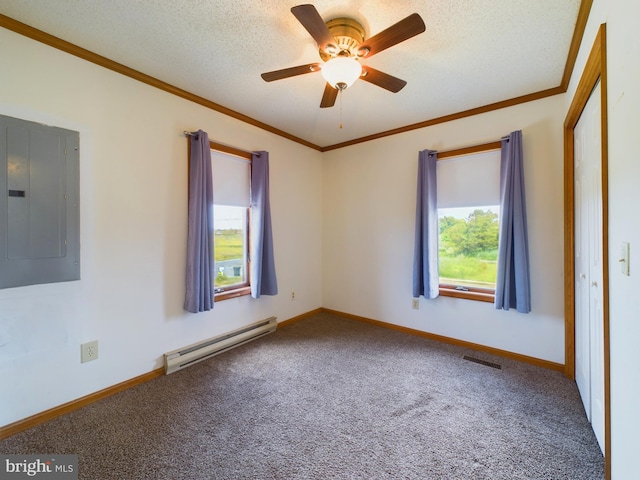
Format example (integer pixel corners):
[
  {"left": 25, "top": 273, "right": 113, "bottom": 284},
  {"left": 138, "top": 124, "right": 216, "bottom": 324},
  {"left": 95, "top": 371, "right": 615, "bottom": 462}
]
[
  {"left": 322, "top": 95, "right": 567, "bottom": 364},
  {"left": 567, "top": 1, "right": 640, "bottom": 477},
  {"left": 0, "top": 28, "right": 323, "bottom": 427}
]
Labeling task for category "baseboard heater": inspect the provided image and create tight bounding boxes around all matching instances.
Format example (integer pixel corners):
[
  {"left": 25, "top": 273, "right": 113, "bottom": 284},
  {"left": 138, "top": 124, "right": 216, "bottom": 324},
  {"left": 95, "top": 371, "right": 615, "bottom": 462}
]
[{"left": 164, "top": 316, "right": 277, "bottom": 374}]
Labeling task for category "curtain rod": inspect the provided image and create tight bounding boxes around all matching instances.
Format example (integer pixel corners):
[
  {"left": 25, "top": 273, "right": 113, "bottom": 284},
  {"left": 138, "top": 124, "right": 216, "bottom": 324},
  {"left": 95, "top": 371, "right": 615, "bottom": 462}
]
[
  {"left": 436, "top": 140, "right": 503, "bottom": 160},
  {"left": 183, "top": 131, "right": 259, "bottom": 159}
]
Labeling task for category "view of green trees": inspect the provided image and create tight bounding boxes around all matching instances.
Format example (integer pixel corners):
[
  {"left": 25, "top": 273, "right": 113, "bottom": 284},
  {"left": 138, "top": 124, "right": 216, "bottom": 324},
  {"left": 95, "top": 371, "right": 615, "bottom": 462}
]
[{"left": 438, "top": 208, "right": 500, "bottom": 289}]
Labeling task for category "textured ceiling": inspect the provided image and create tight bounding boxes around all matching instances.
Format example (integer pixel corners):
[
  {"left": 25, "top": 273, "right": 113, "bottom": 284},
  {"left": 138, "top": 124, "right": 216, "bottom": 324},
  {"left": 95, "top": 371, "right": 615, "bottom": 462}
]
[{"left": 0, "top": 1, "right": 582, "bottom": 149}]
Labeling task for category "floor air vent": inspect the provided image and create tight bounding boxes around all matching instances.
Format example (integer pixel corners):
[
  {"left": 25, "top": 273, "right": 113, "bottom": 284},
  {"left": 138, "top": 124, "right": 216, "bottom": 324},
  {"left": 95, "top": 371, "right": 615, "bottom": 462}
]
[
  {"left": 463, "top": 355, "right": 502, "bottom": 370},
  {"left": 164, "top": 317, "right": 277, "bottom": 374}
]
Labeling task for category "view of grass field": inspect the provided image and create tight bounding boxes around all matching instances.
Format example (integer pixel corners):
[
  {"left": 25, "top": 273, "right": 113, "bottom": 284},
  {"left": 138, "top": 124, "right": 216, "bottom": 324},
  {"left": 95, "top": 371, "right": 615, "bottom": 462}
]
[
  {"left": 438, "top": 207, "right": 499, "bottom": 289},
  {"left": 213, "top": 204, "right": 247, "bottom": 288},
  {"left": 214, "top": 229, "right": 245, "bottom": 287},
  {"left": 215, "top": 230, "right": 244, "bottom": 261}
]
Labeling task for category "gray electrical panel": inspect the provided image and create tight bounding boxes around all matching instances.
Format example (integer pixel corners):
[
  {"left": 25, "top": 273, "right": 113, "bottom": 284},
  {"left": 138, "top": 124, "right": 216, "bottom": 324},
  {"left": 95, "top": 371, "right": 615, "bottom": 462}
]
[{"left": 0, "top": 114, "right": 80, "bottom": 288}]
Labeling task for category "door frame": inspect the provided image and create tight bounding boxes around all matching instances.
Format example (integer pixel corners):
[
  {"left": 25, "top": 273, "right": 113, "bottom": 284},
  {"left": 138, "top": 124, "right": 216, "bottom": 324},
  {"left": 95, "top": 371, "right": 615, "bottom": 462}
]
[{"left": 563, "top": 23, "right": 610, "bottom": 479}]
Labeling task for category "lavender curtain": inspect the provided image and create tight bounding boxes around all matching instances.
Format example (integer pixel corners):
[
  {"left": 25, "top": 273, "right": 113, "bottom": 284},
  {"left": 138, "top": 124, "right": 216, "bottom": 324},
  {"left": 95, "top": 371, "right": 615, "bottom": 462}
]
[
  {"left": 184, "top": 130, "right": 214, "bottom": 313},
  {"left": 250, "top": 151, "right": 278, "bottom": 297},
  {"left": 495, "top": 130, "right": 531, "bottom": 312},
  {"left": 412, "top": 149, "right": 439, "bottom": 299}
]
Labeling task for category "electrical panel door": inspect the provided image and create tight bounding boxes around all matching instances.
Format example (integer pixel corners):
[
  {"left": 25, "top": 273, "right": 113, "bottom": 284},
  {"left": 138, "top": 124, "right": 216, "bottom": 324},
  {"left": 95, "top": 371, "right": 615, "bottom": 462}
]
[{"left": 0, "top": 114, "right": 80, "bottom": 288}]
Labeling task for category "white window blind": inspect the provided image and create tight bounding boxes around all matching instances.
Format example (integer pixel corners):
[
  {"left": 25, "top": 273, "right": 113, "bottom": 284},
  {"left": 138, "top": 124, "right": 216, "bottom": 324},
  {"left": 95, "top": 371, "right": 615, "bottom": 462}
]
[
  {"left": 437, "top": 149, "right": 501, "bottom": 208},
  {"left": 211, "top": 149, "right": 250, "bottom": 207}
]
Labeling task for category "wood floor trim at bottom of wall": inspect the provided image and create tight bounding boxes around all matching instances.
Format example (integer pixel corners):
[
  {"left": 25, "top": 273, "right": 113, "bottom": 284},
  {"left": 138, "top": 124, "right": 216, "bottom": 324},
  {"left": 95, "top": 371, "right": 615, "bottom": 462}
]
[
  {"left": 0, "top": 368, "right": 165, "bottom": 441},
  {"left": 277, "top": 308, "right": 323, "bottom": 329},
  {"left": 1, "top": 306, "right": 563, "bottom": 440},
  {"left": 319, "top": 308, "right": 565, "bottom": 373}
]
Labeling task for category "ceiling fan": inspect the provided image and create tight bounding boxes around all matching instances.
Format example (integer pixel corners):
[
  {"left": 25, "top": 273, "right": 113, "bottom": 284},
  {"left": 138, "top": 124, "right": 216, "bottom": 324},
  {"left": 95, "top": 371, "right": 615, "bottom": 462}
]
[{"left": 261, "top": 4, "right": 426, "bottom": 108}]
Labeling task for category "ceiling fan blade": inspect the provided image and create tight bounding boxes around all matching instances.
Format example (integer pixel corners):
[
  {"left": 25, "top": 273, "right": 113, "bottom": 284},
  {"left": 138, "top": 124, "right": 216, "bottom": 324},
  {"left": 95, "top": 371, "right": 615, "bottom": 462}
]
[
  {"left": 291, "top": 4, "right": 337, "bottom": 53},
  {"left": 261, "top": 63, "right": 321, "bottom": 82},
  {"left": 320, "top": 83, "right": 338, "bottom": 108},
  {"left": 358, "top": 13, "right": 425, "bottom": 58},
  {"left": 360, "top": 66, "right": 407, "bottom": 93}
]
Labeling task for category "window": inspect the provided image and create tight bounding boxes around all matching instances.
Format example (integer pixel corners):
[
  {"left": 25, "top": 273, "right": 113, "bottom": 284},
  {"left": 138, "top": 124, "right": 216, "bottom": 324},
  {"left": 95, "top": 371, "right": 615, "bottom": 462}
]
[
  {"left": 438, "top": 206, "right": 500, "bottom": 292},
  {"left": 211, "top": 147, "right": 251, "bottom": 300},
  {"left": 436, "top": 148, "right": 501, "bottom": 302},
  {"left": 214, "top": 205, "right": 248, "bottom": 290}
]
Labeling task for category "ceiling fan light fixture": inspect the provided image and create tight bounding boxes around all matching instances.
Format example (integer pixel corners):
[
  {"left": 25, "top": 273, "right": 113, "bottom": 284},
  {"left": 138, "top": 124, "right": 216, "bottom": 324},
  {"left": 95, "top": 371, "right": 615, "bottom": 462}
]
[{"left": 321, "top": 56, "right": 362, "bottom": 90}]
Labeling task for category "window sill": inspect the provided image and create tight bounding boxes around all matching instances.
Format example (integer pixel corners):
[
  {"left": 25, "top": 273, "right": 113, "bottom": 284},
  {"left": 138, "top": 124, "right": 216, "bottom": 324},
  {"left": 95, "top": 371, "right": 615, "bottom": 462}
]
[
  {"left": 439, "top": 287, "right": 494, "bottom": 303},
  {"left": 215, "top": 286, "right": 251, "bottom": 302}
]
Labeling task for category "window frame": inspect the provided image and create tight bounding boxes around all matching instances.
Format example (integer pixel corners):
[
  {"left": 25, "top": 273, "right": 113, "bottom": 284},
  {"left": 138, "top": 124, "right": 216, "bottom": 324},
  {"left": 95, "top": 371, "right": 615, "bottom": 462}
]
[
  {"left": 436, "top": 141, "right": 502, "bottom": 303},
  {"left": 209, "top": 141, "right": 253, "bottom": 302}
]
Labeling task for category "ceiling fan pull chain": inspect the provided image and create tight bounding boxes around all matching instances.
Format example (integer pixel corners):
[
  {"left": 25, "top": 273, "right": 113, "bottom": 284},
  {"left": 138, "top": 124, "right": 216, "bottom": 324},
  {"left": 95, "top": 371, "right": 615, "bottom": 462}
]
[{"left": 339, "top": 89, "right": 343, "bottom": 129}]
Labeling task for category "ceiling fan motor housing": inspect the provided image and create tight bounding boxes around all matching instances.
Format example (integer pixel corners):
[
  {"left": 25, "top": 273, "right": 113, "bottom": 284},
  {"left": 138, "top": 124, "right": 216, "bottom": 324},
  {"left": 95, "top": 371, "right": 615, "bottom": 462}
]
[{"left": 319, "top": 18, "right": 366, "bottom": 60}]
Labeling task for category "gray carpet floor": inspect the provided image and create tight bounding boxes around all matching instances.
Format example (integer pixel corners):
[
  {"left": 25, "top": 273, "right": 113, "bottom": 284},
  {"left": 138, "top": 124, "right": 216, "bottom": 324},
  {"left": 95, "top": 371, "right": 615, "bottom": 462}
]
[{"left": 1, "top": 312, "right": 604, "bottom": 479}]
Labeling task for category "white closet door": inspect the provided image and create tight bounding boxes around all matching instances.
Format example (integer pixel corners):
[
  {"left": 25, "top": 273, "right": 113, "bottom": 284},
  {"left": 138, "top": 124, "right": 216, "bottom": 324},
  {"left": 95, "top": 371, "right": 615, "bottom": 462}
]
[
  {"left": 574, "top": 126, "right": 590, "bottom": 418},
  {"left": 574, "top": 81, "right": 605, "bottom": 454}
]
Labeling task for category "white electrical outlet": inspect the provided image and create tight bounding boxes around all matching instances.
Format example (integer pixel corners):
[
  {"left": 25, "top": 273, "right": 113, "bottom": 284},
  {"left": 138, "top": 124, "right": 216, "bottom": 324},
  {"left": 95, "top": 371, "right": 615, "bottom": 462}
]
[
  {"left": 291, "top": 291, "right": 295, "bottom": 300},
  {"left": 81, "top": 340, "right": 99, "bottom": 363},
  {"left": 412, "top": 298, "right": 419, "bottom": 310}
]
